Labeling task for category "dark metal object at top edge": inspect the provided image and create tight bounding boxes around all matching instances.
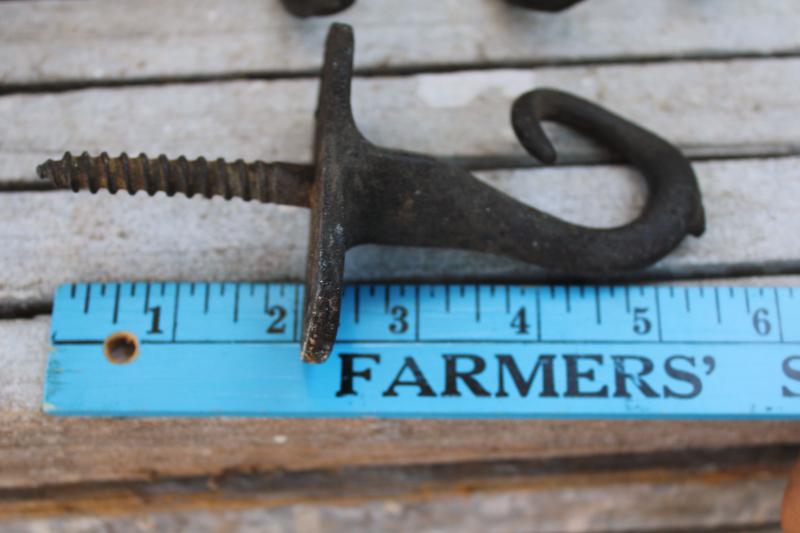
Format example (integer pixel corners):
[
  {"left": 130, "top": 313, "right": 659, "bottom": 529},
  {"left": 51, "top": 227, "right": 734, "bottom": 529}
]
[
  {"left": 505, "top": 0, "right": 586, "bottom": 12},
  {"left": 280, "top": 0, "right": 584, "bottom": 17},
  {"left": 37, "top": 23, "right": 704, "bottom": 363}
]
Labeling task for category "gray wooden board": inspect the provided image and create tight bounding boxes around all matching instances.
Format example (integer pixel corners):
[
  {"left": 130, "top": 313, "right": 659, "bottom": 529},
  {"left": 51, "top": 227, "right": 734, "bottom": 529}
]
[
  {"left": 2, "top": 0, "right": 799, "bottom": 85},
  {"left": 0, "top": 473, "right": 786, "bottom": 532},
  {"left": 3, "top": 58, "right": 800, "bottom": 185},
  {"left": 1, "top": 157, "right": 798, "bottom": 305},
  {"left": 1, "top": 277, "right": 800, "bottom": 489}
]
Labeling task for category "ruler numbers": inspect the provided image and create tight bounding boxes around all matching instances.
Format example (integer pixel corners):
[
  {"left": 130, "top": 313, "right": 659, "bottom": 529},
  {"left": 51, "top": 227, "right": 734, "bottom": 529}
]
[
  {"left": 52, "top": 282, "right": 797, "bottom": 345},
  {"left": 55, "top": 282, "right": 179, "bottom": 343}
]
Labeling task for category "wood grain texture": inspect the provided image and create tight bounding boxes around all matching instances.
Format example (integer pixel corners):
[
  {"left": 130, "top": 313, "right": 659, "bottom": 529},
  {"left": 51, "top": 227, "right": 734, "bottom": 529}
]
[
  {"left": 0, "top": 447, "right": 791, "bottom": 529},
  {"left": 0, "top": 481, "right": 784, "bottom": 533},
  {"left": 2, "top": 277, "right": 800, "bottom": 490},
  {"left": 1, "top": 156, "right": 799, "bottom": 304},
  {"left": 2, "top": 0, "right": 799, "bottom": 85},
  {"left": 3, "top": 57, "right": 800, "bottom": 185}
]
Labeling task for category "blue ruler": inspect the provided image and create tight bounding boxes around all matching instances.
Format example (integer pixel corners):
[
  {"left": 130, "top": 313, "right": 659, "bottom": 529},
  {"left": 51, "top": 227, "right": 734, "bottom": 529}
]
[{"left": 45, "top": 282, "right": 800, "bottom": 418}]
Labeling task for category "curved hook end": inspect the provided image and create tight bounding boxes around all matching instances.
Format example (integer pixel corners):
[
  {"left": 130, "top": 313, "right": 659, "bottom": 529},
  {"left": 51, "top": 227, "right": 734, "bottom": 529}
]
[
  {"left": 511, "top": 90, "right": 561, "bottom": 165},
  {"left": 509, "top": 87, "right": 706, "bottom": 271}
]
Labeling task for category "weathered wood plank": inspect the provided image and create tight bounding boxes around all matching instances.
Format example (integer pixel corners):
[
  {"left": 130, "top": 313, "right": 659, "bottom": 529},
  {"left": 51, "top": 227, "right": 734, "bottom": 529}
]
[
  {"left": 3, "top": 58, "right": 800, "bottom": 185},
  {"left": 0, "top": 487, "right": 783, "bottom": 533},
  {"left": 1, "top": 512, "right": 780, "bottom": 533},
  {"left": 1, "top": 157, "right": 799, "bottom": 304},
  {"left": 1, "top": 277, "right": 800, "bottom": 489},
  {"left": 0, "top": 446, "right": 791, "bottom": 529},
  {"left": 2, "top": 0, "right": 799, "bottom": 85}
]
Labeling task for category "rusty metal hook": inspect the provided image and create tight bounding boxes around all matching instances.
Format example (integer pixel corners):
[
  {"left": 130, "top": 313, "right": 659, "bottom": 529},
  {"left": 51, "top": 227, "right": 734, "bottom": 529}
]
[
  {"left": 281, "top": 0, "right": 584, "bottom": 17},
  {"left": 38, "top": 23, "right": 704, "bottom": 363}
]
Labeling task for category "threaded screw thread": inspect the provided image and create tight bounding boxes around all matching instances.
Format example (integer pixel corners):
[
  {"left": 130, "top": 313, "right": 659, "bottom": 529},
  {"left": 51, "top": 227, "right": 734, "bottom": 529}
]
[{"left": 37, "top": 152, "right": 313, "bottom": 207}]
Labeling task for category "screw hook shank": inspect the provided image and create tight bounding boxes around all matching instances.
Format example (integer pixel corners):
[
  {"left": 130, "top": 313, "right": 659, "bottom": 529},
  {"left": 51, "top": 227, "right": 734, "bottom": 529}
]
[{"left": 37, "top": 152, "right": 314, "bottom": 207}]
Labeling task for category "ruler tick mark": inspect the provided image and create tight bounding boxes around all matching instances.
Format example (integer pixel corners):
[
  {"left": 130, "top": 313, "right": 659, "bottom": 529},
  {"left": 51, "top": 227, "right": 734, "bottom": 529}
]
[
  {"left": 160, "top": 282, "right": 166, "bottom": 296},
  {"left": 535, "top": 287, "right": 542, "bottom": 341},
  {"left": 744, "top": 289, "right": 751, "bottom": 314},
  {"left": 445, "top": 285, "right": 451, "bottom": 313},
  {"left": 172, "top": 283, "right": 180, "bottom": 341},
  {"left": 204, "top": 283, "right": 210, "bottom": 314},
  {"left": 354, "top": 285, "right": 360, "bottom": 323},
  {"left": 131, "top": 283, "right": 136, "bottom": 297},
  {"left": 505, "top": 285, "right": 510, "bottom": 314},
  {"left": 100, "top": 283, "right": 106, "bottom": 296},
  {"left": 293, "top": 284, "right": 299, "bottom": 342},
  {"left": 624, "top": 285, "right": 630, "bottom": 313},
  {"left": 655, "top": 287, "right": 663, "bottom": 342},
  {"left": 595, "top": 286, "right": 601, "bottom": 325},
  {"left": 144, "top": 283, "right": 151, "bottom": 313},
  {"left": 70, "top": 284, "right": 77, "bottom": 298},
  {"left": 112, "top": 284, "right": 121, "bottom": 324},
  {"left": 684, "top": 288, "right": 691, "bottom": 313},
  {"left": 565, "top": 286, "right": 571, "bottom": 313},
  {"left": 714, "top": 287, "right": 722, "bottom": 324},
  {"left": 384, "top": 285, "right": 390, "bottom": 313},
  {"left": 234, "top": 283, "right": 240, "bottom": 323},
  {"left": 475, "top": 284, "right": 480, "bottom": 322},
  {"left": 414, "top": 285, "right": 420, "bottom": 341},
  {"left": 774, "top": 288, "right": 785, "bottom": 343}
]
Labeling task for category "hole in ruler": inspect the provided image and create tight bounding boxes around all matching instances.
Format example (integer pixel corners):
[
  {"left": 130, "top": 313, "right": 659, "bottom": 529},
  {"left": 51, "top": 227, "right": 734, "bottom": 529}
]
[{"left": 103, "top": 331, "right": 140, "bottom": 364}]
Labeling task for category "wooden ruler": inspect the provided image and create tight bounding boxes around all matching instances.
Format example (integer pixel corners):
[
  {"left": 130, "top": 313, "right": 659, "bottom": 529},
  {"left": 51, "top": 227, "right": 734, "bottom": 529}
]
[{"left": 44, "top": 282, "right": 800, "bottom": 418}]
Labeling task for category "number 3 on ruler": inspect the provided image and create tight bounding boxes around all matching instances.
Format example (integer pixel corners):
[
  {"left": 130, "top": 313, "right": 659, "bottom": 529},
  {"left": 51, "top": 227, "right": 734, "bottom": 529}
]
[{"left": 389, "top": 305, "right": 409, "bottom": 334}]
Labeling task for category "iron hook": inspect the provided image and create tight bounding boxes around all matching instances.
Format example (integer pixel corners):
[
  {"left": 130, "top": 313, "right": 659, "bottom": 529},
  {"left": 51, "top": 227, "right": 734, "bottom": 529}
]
[{"left": 38, "top": 24, "right": 704, "bottom": 363}]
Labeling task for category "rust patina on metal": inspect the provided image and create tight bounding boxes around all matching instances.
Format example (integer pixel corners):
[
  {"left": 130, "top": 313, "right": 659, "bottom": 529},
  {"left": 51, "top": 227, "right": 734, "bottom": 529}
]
[
  {"left": 37, "top": 24, "right": 705, "bottom": 363},
  {"left": 281, "top": 0, "right": 584, "bottom": 17}
]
